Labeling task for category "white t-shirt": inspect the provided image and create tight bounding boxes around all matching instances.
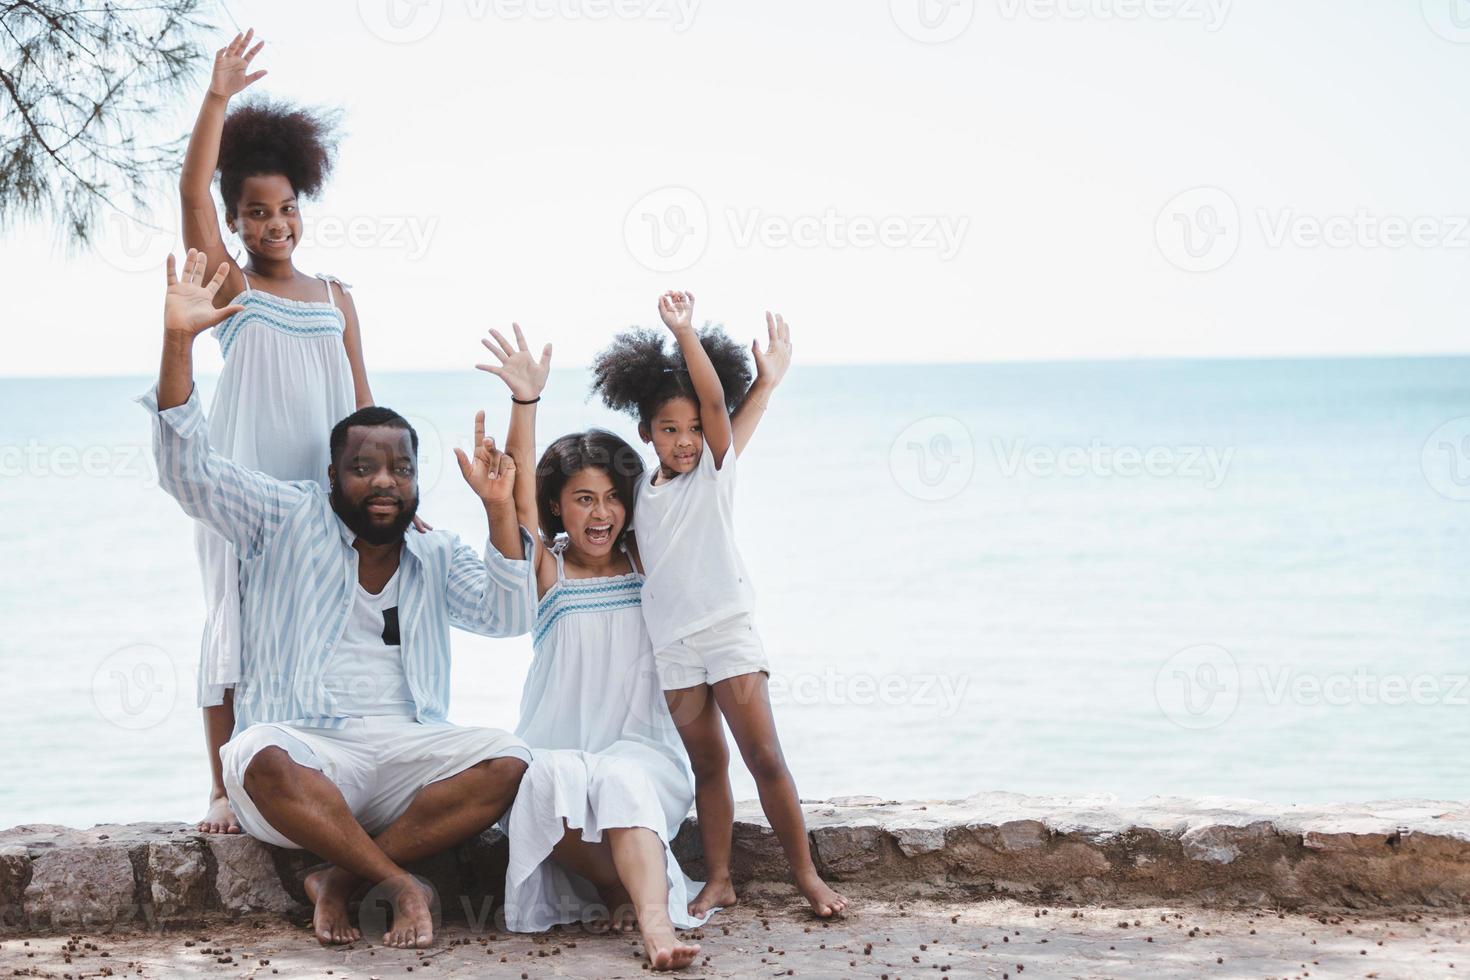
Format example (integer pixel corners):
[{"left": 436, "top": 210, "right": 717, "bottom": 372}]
[
  {"left": 321, "top": 568, "right": 416, "bottom": 717},
  {"left": 633, "top": 442, "right": 756, "bottom": 651}
]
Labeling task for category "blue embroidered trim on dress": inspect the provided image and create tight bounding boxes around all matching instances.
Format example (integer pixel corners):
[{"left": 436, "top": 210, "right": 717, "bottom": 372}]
[
  {"left": 533, "top": 578, "right": 643, "bottom": 646},
  {"left": 216, "top": 295, "right": 345, "bottom": 360}
]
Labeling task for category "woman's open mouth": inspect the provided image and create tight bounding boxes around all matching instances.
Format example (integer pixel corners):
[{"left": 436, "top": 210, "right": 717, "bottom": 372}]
[
  {"left": 261, "top": 233, "right": 293, "bottom": 250},
  {"left": 584, "top": 523, "right": 613, "bottom": 545}
]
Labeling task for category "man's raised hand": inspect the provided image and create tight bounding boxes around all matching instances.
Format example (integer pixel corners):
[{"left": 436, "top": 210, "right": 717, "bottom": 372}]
[
  {"left": 165, "top": 250, "right": 244, "bottom": 337},
  {"left": 476, "top": 323, "right": 552, "bottom": 402},
  {"left": 454, "top": 411, "right": 516, "bottom": 507}
]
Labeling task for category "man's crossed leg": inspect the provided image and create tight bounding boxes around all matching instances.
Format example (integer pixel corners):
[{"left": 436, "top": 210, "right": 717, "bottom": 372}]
[{"left": 222, "top": 716, "right": 527, "bottom": 948}]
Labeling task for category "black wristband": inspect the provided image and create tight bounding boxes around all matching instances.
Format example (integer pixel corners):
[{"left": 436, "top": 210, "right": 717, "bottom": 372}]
[{"left": 511, "top": 395, "right": 541, "bottom": 405}]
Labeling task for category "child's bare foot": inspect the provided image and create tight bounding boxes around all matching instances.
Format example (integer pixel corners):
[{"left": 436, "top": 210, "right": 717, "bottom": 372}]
[
  {"left": 381, "top": 875, "right": 435, "bottom": 949},
  {"left": 796, "top": 871, "right": 848, "bottom": 917},
  {"left": 687, "top": 876, "right": 737, "bottom": 919},
  {"left": 640, "top": 913, "right": 700, "bottom": 971},
  {"left": 303, "top": 866, "right": 361, "bottom": 945},
  {"left": 197, "top": 794, "right": 240, "bottom": 834}
]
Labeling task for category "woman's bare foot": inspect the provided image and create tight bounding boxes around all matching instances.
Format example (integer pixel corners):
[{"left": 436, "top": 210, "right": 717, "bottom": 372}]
[
  {"left": 640, "top": 913, "right": 700, "bottom": 971},
  {"left": 381, "top": 875, "right": 436, "bottom": 949},
  {"left": 687, "top": 876, "right": 736, "bottom": 919},
  {"left": 599, "top": 883, "right": 638, "bottom": 933},
  {"left": 795, "top": 871, "right": 848, "bottom": 918},
  {"left": 303, "top": 866, "right": 361, "bottom": 945},
  {"left": 197, "top": 794, "right": 240, "bottom": 834}
]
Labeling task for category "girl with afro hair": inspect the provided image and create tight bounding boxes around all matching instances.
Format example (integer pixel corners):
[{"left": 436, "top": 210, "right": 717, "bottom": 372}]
[
  {"left": 180, "top": 29, "right": 401, "bottom": 839},
  {"left": 590, "top": 292, "right": 848, "bottom": 920}
]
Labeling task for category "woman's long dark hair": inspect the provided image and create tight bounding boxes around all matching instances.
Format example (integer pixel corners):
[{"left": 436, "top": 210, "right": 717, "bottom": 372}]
[{"left": 535, "top": 429, "right": 646, "bottom": 546}]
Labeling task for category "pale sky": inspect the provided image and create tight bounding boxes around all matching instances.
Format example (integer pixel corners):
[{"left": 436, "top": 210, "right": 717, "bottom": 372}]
[{"left": 4, "top": 0, "right": 1469, "bottom": 377}]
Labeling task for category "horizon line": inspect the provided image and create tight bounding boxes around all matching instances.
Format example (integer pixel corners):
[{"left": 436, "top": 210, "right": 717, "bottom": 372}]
[{"left": 3, "top": 349, "right": 1468, "bottom": 381}]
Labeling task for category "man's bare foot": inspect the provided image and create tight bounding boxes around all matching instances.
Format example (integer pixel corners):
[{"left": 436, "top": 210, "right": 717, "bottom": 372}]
[
  {"left": 795, "top": 871, "right": 848, "bottom": 917},
  {"left": 599, "top": 883, "right": 637, "bottom": 933},
  {"left": 640, "top": 914, "right": 700, "bottom": 971},
  {"left": 303, "top": 866, "right": 361, "bottom": 945},
  {"left": 197, "top": 795, "right": 240, "bottom": 834},
  {"left": 687, "top": 876, "right": 736, "bottom": 919},
  {"left": 381, "top": 875, "right": 436, "bottom": 949}
]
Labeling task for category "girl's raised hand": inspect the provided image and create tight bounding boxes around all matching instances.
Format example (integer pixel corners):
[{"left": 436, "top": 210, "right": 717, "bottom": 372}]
[
  {"left": 752, "top": 311, "right": 793, "bottom": 389},
  {"left": 658, "top": 290, "right": 695, "bottom": 333},
  {"left": 209, "top": 28, "right": 267, "bottom": 100},
  {"left": 476, "top": 323, "right": 552, "bottom": 402},
  {"left": 164, "top": 250, "right": 244, "bottom": 336}
]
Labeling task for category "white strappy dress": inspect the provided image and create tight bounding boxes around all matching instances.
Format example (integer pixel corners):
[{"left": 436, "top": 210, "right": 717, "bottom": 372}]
[
  {"left": 501, "top": 539, "right": 715, "bottom": 932},
  {"left": 194, "top": 272, "right": 357, "bottom": 708}
]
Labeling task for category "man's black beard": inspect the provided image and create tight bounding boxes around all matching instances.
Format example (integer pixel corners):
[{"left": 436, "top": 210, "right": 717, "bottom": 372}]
[{"left": 331, "top": 482, "right": 419, "bottom": 546}]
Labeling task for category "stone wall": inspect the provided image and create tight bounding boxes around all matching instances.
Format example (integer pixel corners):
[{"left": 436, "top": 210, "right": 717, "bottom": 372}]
[{"left": 3, "top": 793, "right": 1466, "bottom": 934}]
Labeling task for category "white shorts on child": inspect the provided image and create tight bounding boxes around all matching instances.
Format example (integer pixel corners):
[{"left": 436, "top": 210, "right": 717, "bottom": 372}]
[
  {"left": 654, "top": 612, "right": 770, "bottom": 690},
  {"left": 220, "top": 715, "right": 531, "bottom": 849}
]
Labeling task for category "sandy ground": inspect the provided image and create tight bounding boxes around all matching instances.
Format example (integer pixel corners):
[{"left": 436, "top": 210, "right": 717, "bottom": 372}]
[{"left": 1, "top": 892, "right": 1465, "bottom": 979}]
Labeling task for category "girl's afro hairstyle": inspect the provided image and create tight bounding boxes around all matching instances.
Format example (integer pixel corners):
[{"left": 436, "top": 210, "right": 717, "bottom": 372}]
[
  {"left": 218, "top": 98, "right": 342, "bottom": 221},
  {"left": 591, "top": 326, "right": 754, "bottom": 430}
]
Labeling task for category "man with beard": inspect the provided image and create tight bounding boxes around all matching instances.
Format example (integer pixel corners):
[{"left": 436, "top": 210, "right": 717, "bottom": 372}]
[{"left": 140, "top": 251, "right": 534, "bottom": 950}]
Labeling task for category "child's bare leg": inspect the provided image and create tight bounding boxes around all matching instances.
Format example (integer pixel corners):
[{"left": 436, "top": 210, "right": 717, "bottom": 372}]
[
  {"left": 665, "top": 684, "right": 738, "bottom": 917},
  {"left": 606, "top": 827, "right": 700, "bottom": 971},
  {"left": 199, "top": 695, "right": 240, "bottom": 834},
  {"left": 712, "top": 672, "right": 848, "bottom": 917}
]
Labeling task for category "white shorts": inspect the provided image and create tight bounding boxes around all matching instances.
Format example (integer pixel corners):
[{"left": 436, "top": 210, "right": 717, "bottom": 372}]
[
  {"left": 654, "top": 613, "right": 770, "bottom": 691},
  {"left": 220, "top": 715, "right": 531, "bottom": 849}
]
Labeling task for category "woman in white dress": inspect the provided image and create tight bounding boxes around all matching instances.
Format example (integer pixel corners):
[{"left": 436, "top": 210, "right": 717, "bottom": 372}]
[
  {"left": 475, "top": 320, "right": 790, "bottom": 971},
  {"left": 180, "top": 30, "right": 395, "bottom": 834}
]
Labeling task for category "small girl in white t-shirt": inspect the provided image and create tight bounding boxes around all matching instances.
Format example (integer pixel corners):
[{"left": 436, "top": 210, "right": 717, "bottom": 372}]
[{"left": 591, "top": 291, "right": 848, "bottom": 920}]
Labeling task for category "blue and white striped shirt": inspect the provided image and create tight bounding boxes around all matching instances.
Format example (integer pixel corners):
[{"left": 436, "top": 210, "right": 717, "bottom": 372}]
[{"left": 139, "top": 384, "right": 536, "bottom": 735}]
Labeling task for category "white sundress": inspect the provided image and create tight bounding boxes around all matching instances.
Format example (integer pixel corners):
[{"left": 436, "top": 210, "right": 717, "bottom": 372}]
[
  {"left": 501, "top": 539, "right": 714, "bottom": 932},
  {"left": 194, "top": 271, "right": 357, "bottom": 708}
]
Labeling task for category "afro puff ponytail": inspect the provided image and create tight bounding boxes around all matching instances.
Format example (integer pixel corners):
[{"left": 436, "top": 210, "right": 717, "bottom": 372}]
[
  {"left": 591, "top": 324, "right": 754, "bottom": 430},
  {"left": 218, "top": 98, "right": 342, "bottom": 220}
]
